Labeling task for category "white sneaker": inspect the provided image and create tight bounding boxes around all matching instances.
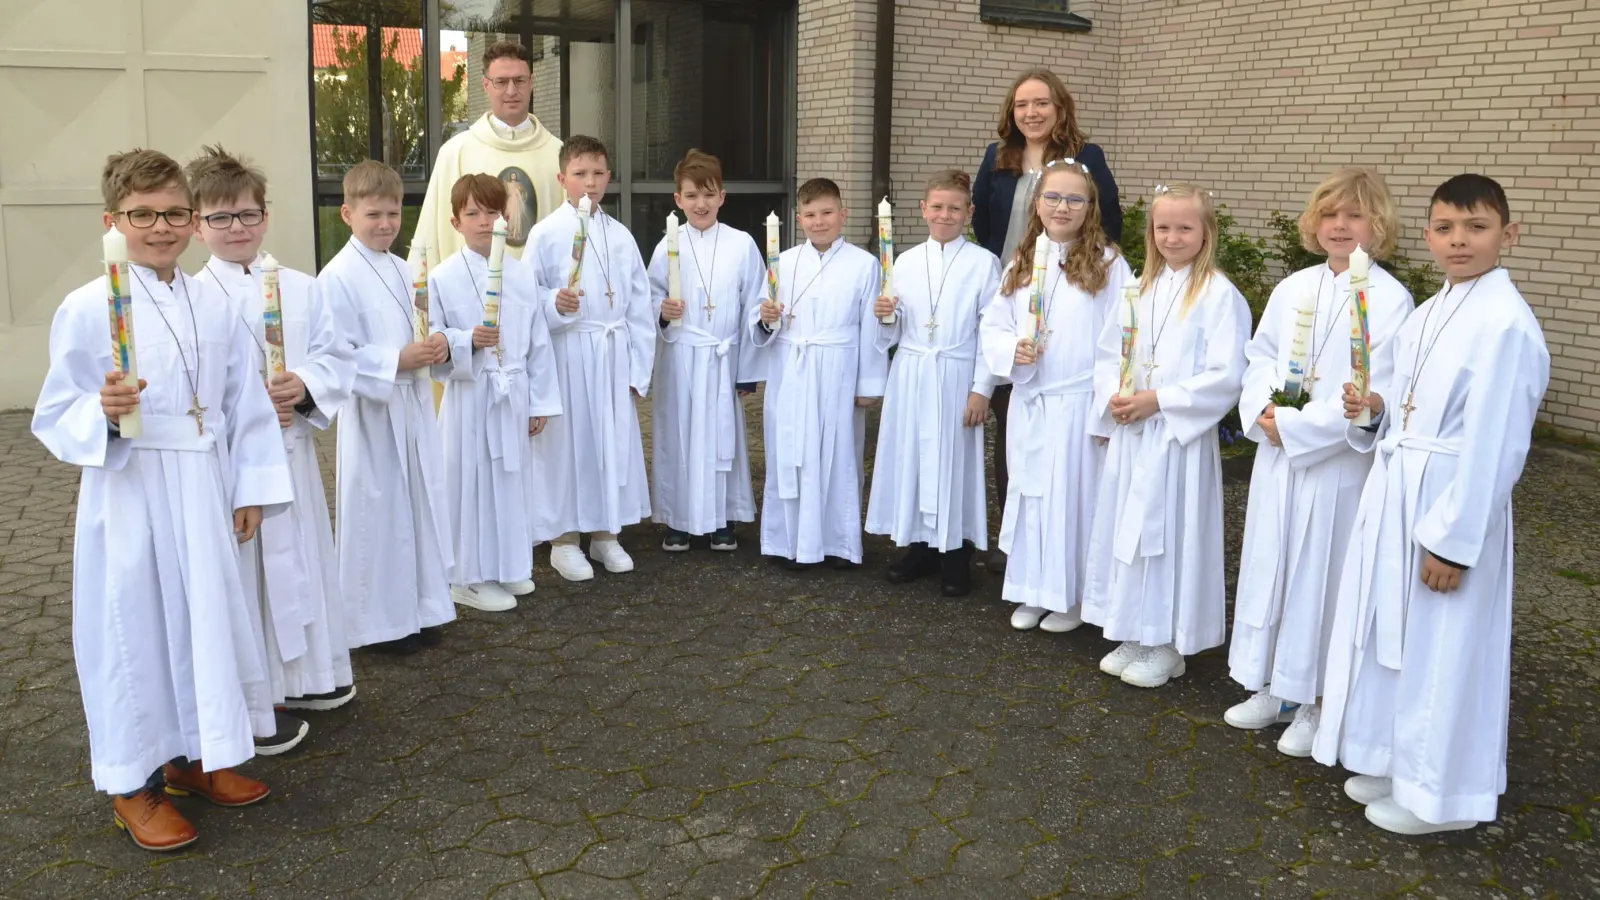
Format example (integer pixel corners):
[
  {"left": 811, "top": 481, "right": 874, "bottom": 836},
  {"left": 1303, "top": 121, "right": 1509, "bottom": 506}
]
[
  {"left": 588, "top": 539, "right": 635, "bottom": 573},
  {"left": 1224, "top": 690, "right": 1299, "bottom": 730},
  {"left": 1276, "top": 703, "right": 1319, "bottom": 757},
  {"left": 1038, "top": 609, "right": 1083, "bottom": 633},
  {"left": 1364, "top": 797, "right": 1476, "bottom": 835},
  {"left": 1099, "top": 641, "right": 1142, "bottom": 676},
  {"left": 1010, "top": 605, "right": 1047, "bottom": 630},
  {"left": 1120, "top": 644, "right": 1186, "bottom": 688},
  {"left": 551, "top": 544, "right": 594, "bottom": 582},
  {"left": 500, "top": 579, "right": 536, "bottom": 596},
  {"left": 1344, "top": 775, "right": 1393, "bottom": 806},
  {"left": 451, "top": 582, "right": 517, "bottom": 612}
]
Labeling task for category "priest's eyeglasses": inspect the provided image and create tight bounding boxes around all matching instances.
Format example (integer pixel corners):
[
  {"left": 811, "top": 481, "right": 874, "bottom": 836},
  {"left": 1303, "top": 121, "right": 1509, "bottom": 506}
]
[
  {"left": 1040, "top": 193, "right": 1089, "bottom": 210},
  {"left": 199, "top": 209, "right": 267, "bottom": 229},
  {"left": 489, "top": 76, "right": 530, "bottom": 91},
  {"left": 114, "top": 208, "right": 195, "bottom": 228}
]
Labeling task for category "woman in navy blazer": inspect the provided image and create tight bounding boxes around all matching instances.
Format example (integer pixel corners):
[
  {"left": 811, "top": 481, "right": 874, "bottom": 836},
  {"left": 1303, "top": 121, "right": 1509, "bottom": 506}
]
[{"left": 972, "top": 68, "right": 1122, "bottom": 579}]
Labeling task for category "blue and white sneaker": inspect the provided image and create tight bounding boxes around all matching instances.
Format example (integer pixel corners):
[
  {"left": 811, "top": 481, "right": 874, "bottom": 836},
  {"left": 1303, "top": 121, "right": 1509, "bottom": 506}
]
[{"left": 1224, "top": 690, "right": 1299, "bottom": 730}]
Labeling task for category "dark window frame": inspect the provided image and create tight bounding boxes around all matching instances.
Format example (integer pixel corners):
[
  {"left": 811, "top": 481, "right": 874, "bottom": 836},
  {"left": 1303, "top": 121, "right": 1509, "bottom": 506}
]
[{"left": 979, "top": 0, "right": 1091, "bottom": 32}]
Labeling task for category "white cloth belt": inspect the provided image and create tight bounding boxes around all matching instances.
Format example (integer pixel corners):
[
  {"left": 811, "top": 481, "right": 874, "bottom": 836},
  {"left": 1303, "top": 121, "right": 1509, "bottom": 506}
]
[
  {"left": 773, "top": 327, "right": 857, "bottom": 500},
  {"left": 1353, "top": 432, "right": 1462, "bottom": 671},
  {"left": 896, "top": 339, "right": 976, "bottom": 520},
  {"left": 575, "top": 318, "right": 633, "bottom": 488},
  {"left": 677, "top": 325, "right": 739, "bottom": 471},
  {"left": 486, "top": 362, "right": 528, "bottom": 472},
  {"left": 1112, "top": 404, "right": 1172, "bottom": 565},
  {"left": 1014, "top": 371, "right": 1094, "bottom": 500},
  {"left": 1235, "top": 447, "right": 1291, "bottom": 629},
  {"left": 127, "top": 412, "right": 223, "bottom": 454}
]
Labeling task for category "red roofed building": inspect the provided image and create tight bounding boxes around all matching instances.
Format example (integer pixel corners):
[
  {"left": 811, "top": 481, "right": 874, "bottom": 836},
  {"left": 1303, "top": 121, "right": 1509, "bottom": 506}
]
[{"left": 313, "top": 24, "right": 463, "bottom": 79}]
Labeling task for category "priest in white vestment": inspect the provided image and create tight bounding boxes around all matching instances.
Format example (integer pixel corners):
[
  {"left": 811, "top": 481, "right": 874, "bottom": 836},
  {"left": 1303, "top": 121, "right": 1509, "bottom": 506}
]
[
  {"left": 431, "top": 174, "right": 562, "bottom": 611},
  {"left": 750, "top": 178, "right": 889, "bottom": 567},
  {"left": 1314, "top": 174, "right": 1548, "bottom": 836}
]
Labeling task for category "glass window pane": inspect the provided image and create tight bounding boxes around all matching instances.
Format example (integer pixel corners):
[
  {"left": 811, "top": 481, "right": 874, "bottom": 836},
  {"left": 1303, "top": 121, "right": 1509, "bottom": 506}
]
[
  {"left": 628, "top": 192, "right": 786, "bottom": 259},
  {"left": 630, "top": 0, "right": 787, "bottom": 182},
  {"left": 442, "top": 0, "right": 617, "bottom": 152},
  {"left": 311, "top": 1, "right": 428, "bottom": 182}
]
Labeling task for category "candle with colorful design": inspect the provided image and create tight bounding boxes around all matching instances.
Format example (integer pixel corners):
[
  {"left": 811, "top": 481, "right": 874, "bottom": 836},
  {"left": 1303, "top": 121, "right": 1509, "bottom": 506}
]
[
  {"left": 569, "top": 196, "right": 591, "bottom": 290},
  {"left": 1022, "top": 233, "right": 1047, "bottom": 344},
  {"left": 665, "top": 212, "right": 683, "bottom": 330},
  {"left": 409, "top": 243, "right": 430, "bottom": 342},
  {"left": 1349, "top": 244, "right": 1373, "bottom": 426},
  {"left": 104, "top": 228, "right": 142, "bottom": 438},
  {"left": 1118, "top": 281, "right": 1139, "bottom": 398},
  {"left": 765, "top": 211, "right": 782, "bottom": 333},
  {"left": 260, "top": 253, "right": 287, "bottom": 377},
  {"left": 1282, "top": 289, "right": 1317, "bottom": 399},
  {"left": 877, "top": 197, "right": 897, "bottom": 325}
]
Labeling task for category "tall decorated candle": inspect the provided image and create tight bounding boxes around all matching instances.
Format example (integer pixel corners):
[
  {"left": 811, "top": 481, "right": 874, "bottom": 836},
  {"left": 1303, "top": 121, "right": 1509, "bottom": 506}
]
[
  {"left": 568, "top": 196, "right": 591, "bottom": 290},
  {"left": 103, "top": 228, "right": 142, "bottom": 438},
  {"left": 1022, "top": 233, "right": 1048, "bottom": 343},
  {"left": 765, "top": 211, "right": 783, "bottom": 333},
  {"left": 1348, "top": 244, "right": 1373, "bottom": 426},
  {"left": 260, "top": 253, "right": 287, "bottom": 378},
  {"left": 876, "top": 197, "right": 897, "bottom": 325},
  {"left": 1117, "top": 281, "right": 1140, "bottom": 398},
  {"left": 409, "top": 243, "right": 430, "bottom": 342},
  {"left": 665, "top": 212, "right": 683, "bottom": 330},
  {"left": 1282, "top": 289, "right": 1317, "bottom": 399},
  {"left": 485, "top": 215, "right": 508, "bottom": 364}
]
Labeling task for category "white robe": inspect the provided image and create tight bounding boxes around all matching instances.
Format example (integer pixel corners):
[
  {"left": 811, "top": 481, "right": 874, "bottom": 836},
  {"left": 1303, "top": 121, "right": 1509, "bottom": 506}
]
[
  {"left": 33, "top": 267, "right": 293, "bottom": 794},
  {"left": 983, "top": 246, "right": 1132, "bottom": 610},
  {"left": 430, "top": 247, "right": 562, "bottom": 584},
  {"left": 1313, "top": 268, "right": 1548, "bottom": 825},
  {"left": 749, "top": 238, "right": 889, "bottom": 563},
  {"left": 197, "top": 257, "right": 356, "bottom": 701},
  {"left": 646, "top": 222, "right": 765, "bottom": 534},
  {"left": 1229, "top": 263, "right": 1412, "bottom": 703},
  {"left": 1082, "top": 266, "right": 1251, "bottom": 653},
  {"left": 867, "top": 236, "right": 1001, "bottom": 552},
  {"left": 318, "top": 238, "right": 455, "bottom": 647},
  {"left": 522, "top": 203, "right": 655, "bottom": 538}
]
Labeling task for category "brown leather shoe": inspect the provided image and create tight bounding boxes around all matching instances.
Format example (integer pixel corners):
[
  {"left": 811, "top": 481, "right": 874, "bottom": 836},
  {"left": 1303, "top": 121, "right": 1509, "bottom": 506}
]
[
  {"left": 112, "top": 789, "right": 198, "bottom": 851},
  {"left": 163, "top": 761, "right": 270, "bottom": 808}
]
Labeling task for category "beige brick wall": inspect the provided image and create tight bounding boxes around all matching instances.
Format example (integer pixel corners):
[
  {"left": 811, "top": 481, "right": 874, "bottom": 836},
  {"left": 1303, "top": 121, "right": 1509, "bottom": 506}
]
[
  {"left": 832, "top": 0, "right": 1599, "bottom": 434},
  {"left": 797, "top": 0, "right": 879, "bottom": 243}
]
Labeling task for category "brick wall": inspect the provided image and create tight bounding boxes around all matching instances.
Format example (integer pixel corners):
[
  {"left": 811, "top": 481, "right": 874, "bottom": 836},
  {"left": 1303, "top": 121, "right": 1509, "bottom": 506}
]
[
  {"left": 796, "top": 0, "right": 880, "bottom": 243},
  {"left": 1108, "top": 0, "right": 1600, "bottom": 434},
  {"left": 837, "top": 0, "right": 1599, "bottom": 434}
]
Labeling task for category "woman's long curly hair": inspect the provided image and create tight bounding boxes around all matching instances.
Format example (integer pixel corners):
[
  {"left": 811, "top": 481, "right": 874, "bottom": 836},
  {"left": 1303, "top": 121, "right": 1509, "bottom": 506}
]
[
  {"left": 1000, "top": 161, "right": 1112, "bottom": 297},
  {"left": 994, "top": 69, "right": 1088, "bottom": 174}
]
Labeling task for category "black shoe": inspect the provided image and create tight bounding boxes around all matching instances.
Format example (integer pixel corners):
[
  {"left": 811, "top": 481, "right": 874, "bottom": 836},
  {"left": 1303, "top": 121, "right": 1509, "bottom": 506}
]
[
  {"left": 417, "top": 626, "right": 444, "bottom": 647},
  {"left": 778, "top": 556, "right": 812, "bottom": 572},
  {"left": 254, "top": 710, "right": 309, "bottom": 756},
  {"left": 709, "top": 527, "right": 737, "bottom": 552},
  {"left": 941, "top": 545, "right": 975, "bottom": 597},
  {"left": 662, "top": 530, "right": 691, "bottom": 552},
  {"left": 283, "top": 684, "right": 357, "bottom": 712},
  {"left": 887, "top": 543, "right": 939, "bottom": 584},
  {"left": 984, "top": 548, "right": 1008, "bottom": 574},
  {"left": 827, "top": 556, "right": 858, "bottom": 571},
  {"left": 370, "top": 635, "right": 421, "bottom": 655}
]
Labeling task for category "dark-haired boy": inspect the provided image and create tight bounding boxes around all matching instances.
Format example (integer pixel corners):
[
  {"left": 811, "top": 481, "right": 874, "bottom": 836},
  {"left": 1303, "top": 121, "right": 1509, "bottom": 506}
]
[
  {"left": 1316, "top": 174, "right": 1549, "bottom": 835},
  {"left": 750, "top": 178, "right": 888, "bottom": 568},
  {"left": 522, "top": 135, "right": 654, "bottom": 581},
  {"left": 32, "top": 149, "right": 292, "bottom": 850}
]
